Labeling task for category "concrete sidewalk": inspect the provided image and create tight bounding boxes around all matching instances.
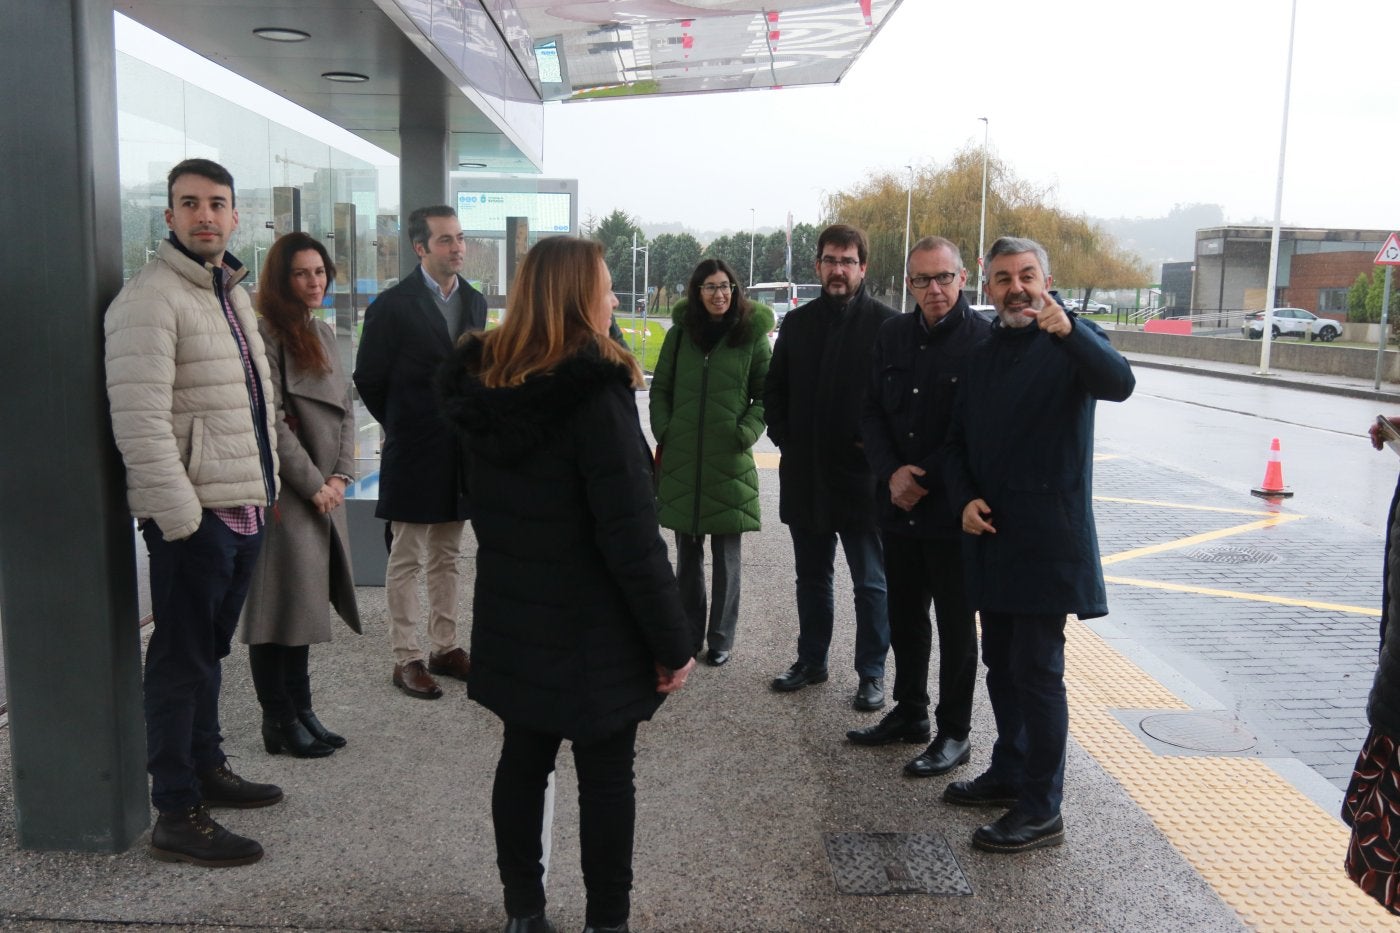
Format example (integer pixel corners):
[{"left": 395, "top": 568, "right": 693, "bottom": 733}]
[
  {"left": 2, "top": 352, "right": 1397, "bottom": 931},
  {"left": 0, "top": 469, "right": 1248, "bottom": 933}
]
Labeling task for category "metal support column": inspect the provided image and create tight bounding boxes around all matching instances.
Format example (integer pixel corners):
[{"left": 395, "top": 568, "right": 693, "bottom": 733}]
[{"left": 0, "top": 0, "right": 149, "bottom": 850}]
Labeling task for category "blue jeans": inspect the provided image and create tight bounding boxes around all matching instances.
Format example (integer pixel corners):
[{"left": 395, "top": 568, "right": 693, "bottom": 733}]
[
  {"left": 980, "top": 612, "right": 1068, "bottom": 820},
  {"left": 790, "top": 527, "right": 889, "bottom": 678},
  {"left": 142, "top": 512, "right": 264, "bottom": 812}
]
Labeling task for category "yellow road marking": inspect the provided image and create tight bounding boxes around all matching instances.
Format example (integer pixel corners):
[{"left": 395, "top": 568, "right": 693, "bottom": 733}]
[
  {"left": 1065, "top": 620, "right": 1391, "bottom": 929},
  {"left": 1104, "top": 575, "right": 1380, "bottom": 616},
  {"left": 1095, "top": 495, "right": 1305, "bottom": 518},
  {"left": 1101, "top": 514, "right": 1305, "bottom": 565}
]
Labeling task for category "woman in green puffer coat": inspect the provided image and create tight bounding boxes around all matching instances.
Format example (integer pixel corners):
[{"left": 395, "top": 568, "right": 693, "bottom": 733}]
[{"left": 651, "top": 259, "right": 774, "bottom": 667}]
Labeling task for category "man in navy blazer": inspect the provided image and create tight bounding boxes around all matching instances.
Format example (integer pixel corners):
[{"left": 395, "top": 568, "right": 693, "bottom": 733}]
[{"left": 354, "top": 205, "right": 486, "bottom": 699}]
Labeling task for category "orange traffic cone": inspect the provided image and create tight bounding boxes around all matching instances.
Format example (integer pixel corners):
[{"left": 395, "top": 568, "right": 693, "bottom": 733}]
[{"left": 1250, "top": 437, "right": 1294, "bottom": 499}]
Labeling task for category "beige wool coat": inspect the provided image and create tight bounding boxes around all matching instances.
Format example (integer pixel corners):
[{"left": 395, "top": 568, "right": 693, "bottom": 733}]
[{"left": 240, "top": 317, "right": 360, "bottom": 645}]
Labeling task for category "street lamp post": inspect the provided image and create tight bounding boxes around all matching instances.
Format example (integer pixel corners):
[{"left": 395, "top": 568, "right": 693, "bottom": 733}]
[
  {"left": 977, "top": 116, "right": 989, "bottom": 302},
  {"left": 1257, "top": 0, "right": 1298, "bottom": 377},
  {"left": 633, "top": 240, "right": 650, "bottom": 364},
  {"left": 749, "top": 208, "right": 756, "bottom": 287},
  {"left": 900, "top": 164, "right": 913, "bottom": 312}
]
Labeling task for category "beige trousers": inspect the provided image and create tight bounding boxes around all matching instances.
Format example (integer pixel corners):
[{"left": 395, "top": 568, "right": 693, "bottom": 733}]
[{"left": 385, "top": 520, "right": 466, "bottom": 663}]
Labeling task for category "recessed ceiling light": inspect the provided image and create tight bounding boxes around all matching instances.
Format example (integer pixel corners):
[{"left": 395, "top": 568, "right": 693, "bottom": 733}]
[
  {"left": 253, "top": 27, "right": 310, "bottom": 42},
  {"left": 321, "top": 71, "right": 369, "bottom": 83},
  {"left": 458, "top": 161, "right": 488, "bottom": 169}
]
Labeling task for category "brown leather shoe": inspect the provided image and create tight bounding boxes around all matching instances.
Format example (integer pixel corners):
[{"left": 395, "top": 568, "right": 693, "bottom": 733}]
[
  {"left": 427, "top": 647, "right": 471, "bottom": 682},
  {"left": 392, "top": 660, "right": 442, "bottom": 699}
]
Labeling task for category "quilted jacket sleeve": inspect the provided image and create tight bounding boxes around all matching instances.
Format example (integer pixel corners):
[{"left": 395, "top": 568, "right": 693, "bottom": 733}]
[{"left": 105, "top": 285, "right": 202, "bottom": 540}]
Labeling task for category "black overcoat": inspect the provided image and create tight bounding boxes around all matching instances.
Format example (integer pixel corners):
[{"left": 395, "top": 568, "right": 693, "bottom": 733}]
[
  {"left": 1367, "top": 475, "right": 1400, "bottom": 734},
  {"left": 353, "top": 270, "right": 485, "bottom": 523},
  {"left": 944, "top": 315, "right": 1134, "bottom": 619},
  {"left": 437, "top": 339, "right": 692, "bottom": 742},
  {"left": 764, "top": 284, "right": 898, "bottom": 534},
  {"left": 861, "top": 298, "right": 990, "bottom": 540}
]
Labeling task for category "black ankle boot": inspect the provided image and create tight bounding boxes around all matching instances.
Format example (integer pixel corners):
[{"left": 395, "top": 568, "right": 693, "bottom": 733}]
[
  {"left": 582, "top": 923, "right": 629, "bottom": 933},
  {"left": 149, "top": 805, "right": 263, "bottom": 867},
  {"left": 297, "top": 708, "right": 347, "bottom": 748},
  {"left": 262, "top": 715, "right": 334, "bottom": 758}
]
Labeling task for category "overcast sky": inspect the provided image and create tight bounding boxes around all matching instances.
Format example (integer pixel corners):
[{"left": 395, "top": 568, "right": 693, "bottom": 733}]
[{"left": 119, "top": 0, "right": 1400, "bottom": 238}]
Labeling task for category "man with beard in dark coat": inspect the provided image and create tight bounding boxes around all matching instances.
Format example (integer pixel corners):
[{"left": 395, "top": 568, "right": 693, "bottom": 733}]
[
  {"left": 354, "top": 205, "right": 485, "bottom": 700},
  {"left": 850, "top": 237, "right": 989, "bottom": 779},
  {"left": 764, "top": 224, "right": 898, "bottom": 711},
  {"left": 943, "top": 236, "right": 1134, "bottom": 854}
]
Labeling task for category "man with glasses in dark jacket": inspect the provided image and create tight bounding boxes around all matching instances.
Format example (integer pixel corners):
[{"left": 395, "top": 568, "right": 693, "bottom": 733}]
[
  {"left": 764, "top": 224, "right": 897, "bottom": 712},
  {"left": 851, "top": 237, "right": 989, "bottom": 778}
]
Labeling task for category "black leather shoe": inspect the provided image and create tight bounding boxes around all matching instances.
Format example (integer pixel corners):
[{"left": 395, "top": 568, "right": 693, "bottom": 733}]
[
  {"left": 904, "top": 735, "right": 971, "bottom": 777},
  {"left": 503, "top": 914, "right": 556, "bottom": 933},
  {"left": 972, "top": 810, "right": 1064, "bottom": 853},
  {"left": 297, "top": 708, "right": 347, "bottom": 748},
  {"left": 582, "top": 924, "right": 630, "bottom": 933},
  {"left": 149, "top": 805, "right": 263, "bottom": 867},
  {"left": 705, "top": 648, "right": 730, "bottom": 667},
  {"left": 942, "top": 773, "right": 1019, "bottom": 808},
  {"left": 852, "top": 676, "right": 885, "bottom": 711},
  {"left": 846, "top": 707, "right": 930, "bottom": 746},
  {"left": 771, "top": 661, "right": 828, "bottom": 692},
  {"left": 197, "top": 763, "right": 284, "bottom": 809},
  {"left": 262, "top": 716, "right": 334, "bottom": 758}
]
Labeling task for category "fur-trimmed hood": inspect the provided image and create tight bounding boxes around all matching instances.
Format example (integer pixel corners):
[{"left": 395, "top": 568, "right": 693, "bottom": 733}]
[{"left": 438, "top": 336, "right": 635, "bottom": 466}]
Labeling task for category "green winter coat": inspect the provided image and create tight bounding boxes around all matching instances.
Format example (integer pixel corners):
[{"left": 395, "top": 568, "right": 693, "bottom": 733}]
[{"left": 650, "top": 299, "right": 774, "bottom": 536}]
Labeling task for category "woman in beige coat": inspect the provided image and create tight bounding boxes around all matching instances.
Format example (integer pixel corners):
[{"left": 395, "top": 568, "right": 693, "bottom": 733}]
[{"left": 240, "top": 232, "right": 361, "bottom": 758}]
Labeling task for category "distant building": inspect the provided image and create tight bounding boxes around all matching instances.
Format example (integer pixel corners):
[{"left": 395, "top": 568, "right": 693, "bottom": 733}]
[
  {"left": 1191, "top": 226, "right": 1390, "bottom": 321},
  {"left": 1160, "top": 261, "right": 1194, "bottom": 315}
]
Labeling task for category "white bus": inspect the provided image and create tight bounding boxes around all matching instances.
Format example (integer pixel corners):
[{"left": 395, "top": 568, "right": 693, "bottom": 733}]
[{"left": 748, "top": 282, "right": 821, "bottom": 325}]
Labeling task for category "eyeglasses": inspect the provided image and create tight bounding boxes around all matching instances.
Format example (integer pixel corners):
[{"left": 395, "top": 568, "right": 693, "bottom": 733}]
[
  {"left": 909, "top": 271, "right": 959, "bottom": 289},
  {"left": 818, "top": 256, "right": 861, "bottom": 269},
  {"left": 700, "top": 283, "right": 735, "bottom": 295}
]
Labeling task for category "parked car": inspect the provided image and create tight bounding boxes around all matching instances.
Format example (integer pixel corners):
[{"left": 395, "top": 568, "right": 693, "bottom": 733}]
[
  {"left": 1083, "top": 299, "right": 1113, "bottom": 314},
  {"left": 1241, "top": 308, "right": 1341, "bottom": 341}
]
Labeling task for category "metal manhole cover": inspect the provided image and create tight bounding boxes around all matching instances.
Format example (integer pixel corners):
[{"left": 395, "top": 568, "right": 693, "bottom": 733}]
[
  {"left": 1185, "top": 545, "right": 1278, "bottom": 564},
  {"left": 1140, "top": 712, "right": 1258, "bottom": 753},
  {"left": 823, "top": 832, "right": 972, "bottom": 896}
]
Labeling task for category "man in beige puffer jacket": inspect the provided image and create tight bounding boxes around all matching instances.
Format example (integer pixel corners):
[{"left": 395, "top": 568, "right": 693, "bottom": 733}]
[{"left": 105, "top": 159, "right": 281, "bottom": 868}]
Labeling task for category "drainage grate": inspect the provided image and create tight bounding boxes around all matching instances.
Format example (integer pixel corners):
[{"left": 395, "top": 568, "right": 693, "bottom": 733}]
[
  {"left": 1140, "top": 712, "right": 1258, "bottom": 753},
  {"left": 1185, "top": 545, "right": 1279, "bottom": 564},
  {"left": 823, "top": 832, "right": 972, "bottom": 896}
]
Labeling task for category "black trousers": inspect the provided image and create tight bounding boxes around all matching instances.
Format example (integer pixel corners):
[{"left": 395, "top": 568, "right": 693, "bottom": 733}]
[
  {"left": 882, "top": 532, "right": 977, "bottom": 739},
  {"left": 247, "top": 643, "right": 312, "bottom": 720},
  {"left": 492, "top": 720, "right": 639, "bottom": 926}
]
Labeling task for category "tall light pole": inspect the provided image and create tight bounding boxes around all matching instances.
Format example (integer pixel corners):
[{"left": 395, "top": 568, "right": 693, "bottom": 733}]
[
  {"left": 1257, "top": 0, "right": 1298, "bottom": 377},
  {"left": 977, "top": 116, "right": 989, "bottom": 302},
  {"left": 749, "top": 208, "right": 756, "bottom": 286},
  {"left": 900, "top": 164, "right": 913, "bottom": 312}
]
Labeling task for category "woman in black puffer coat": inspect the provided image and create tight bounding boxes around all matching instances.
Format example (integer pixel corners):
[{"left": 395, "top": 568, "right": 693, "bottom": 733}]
[
  {"left": 1343, "top": 415, "right": 1400, "bottom": 915},
  {"left": 438, "top": 236, "right": 695, "bottom": 933}
]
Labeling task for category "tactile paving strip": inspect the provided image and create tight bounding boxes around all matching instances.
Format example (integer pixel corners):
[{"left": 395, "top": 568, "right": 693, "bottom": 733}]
[
  {"left": 1065, "top": 620, "right": 1394, "bottom": 928},
  {"left": 823, "top": 832, "right": 972, "bottom": 897}
]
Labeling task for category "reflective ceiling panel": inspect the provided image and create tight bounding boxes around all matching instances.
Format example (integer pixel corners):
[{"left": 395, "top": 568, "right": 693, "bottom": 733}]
[
  {"left": 511, "top": 0, "right": 904, "bottom": 101},
  {"left": 116, "top": 0, "right": 903, "bottom": 174}
]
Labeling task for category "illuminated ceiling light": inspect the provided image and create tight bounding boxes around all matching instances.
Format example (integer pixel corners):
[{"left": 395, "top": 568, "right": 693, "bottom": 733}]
[
  {"left": 321, "top": 71, "right": 369, "bottom": 83},
  {"left": 253, "top": 27, "right": 310, "bottom": 42}
]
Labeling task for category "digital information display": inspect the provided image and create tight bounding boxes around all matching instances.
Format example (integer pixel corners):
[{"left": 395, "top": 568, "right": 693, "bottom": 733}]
[{"left": 457, "top": 191, "right": 572, "bottom": 234}]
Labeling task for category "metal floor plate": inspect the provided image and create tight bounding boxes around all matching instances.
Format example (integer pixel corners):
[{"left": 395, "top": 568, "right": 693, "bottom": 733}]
[{"left": 823, "top": 832, "right": 973, "bottom": 897}]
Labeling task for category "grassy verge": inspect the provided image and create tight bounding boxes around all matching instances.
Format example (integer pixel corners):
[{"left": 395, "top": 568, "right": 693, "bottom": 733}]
[{"left": 615, "top": 316, "right": 668, "bottom": 373}]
